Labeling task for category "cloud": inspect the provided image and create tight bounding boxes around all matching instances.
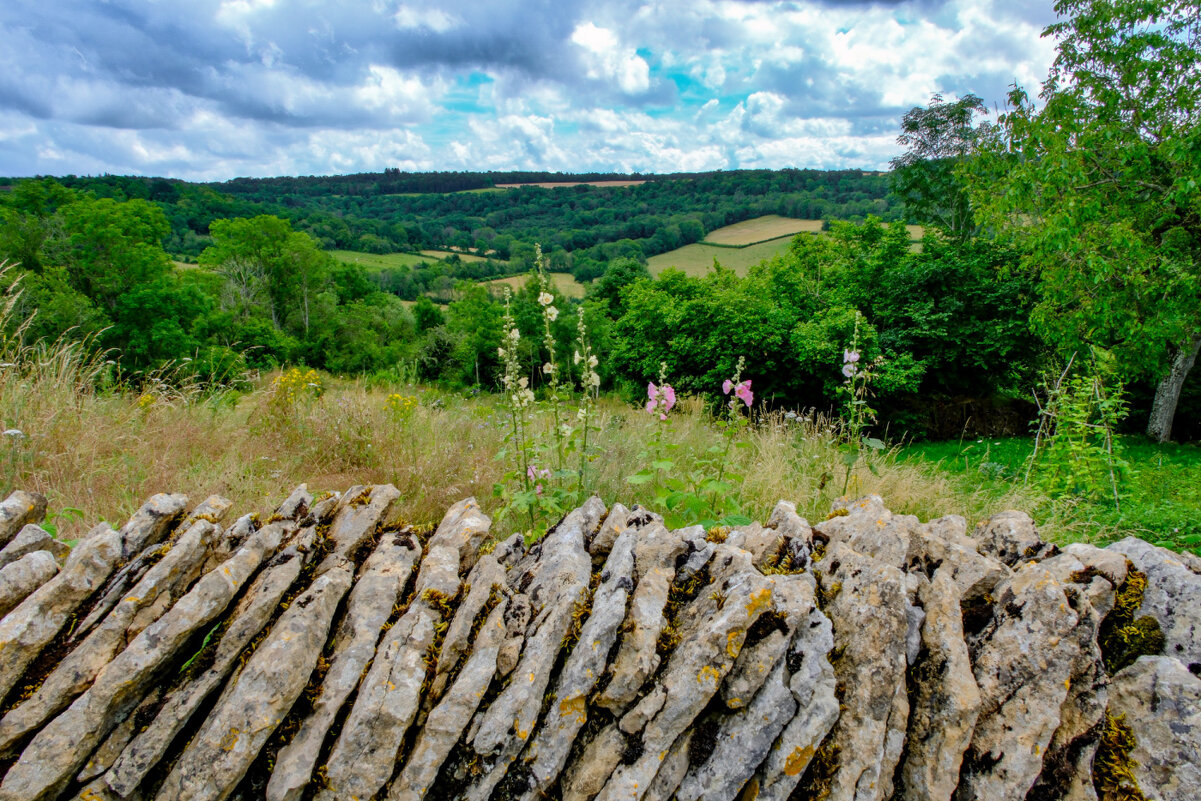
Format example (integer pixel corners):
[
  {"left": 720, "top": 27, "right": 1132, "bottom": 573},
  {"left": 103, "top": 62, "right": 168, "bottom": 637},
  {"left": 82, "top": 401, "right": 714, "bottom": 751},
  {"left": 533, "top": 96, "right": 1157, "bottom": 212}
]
[{"left": 0, "top": 0, "right": 1060, "bottom": 179}]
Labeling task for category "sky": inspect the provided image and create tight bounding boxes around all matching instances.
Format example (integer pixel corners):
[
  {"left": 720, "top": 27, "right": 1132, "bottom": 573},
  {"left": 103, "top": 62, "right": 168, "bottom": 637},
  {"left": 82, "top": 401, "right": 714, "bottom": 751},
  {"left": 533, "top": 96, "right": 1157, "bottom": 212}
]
[{"left": 0, "top": 0, "right": 1061, "bottom": 182}]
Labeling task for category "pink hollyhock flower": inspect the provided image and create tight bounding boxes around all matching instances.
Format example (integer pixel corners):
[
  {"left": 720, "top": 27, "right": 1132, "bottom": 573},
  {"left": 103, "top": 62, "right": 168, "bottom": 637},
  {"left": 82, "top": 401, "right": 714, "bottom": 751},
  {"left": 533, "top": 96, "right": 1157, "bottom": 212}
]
[
  {"left": 646, "top": 400, "right": 656, "bottom": 414},
  {"left": 842, "top": 363, "right": 857, "bottom": 379},
  {"left": 722, "top": 379, "right": 733, "bottom": 395},
  {"left": 648, "top": 382, "right": 658, "bottom": 400},
  {"left": 735, "top": 381, "right": 753, "bottom": 407},
  {"left": 843, "top": 349, "right": 861, "bottom": 364},
  {"left": 663, "top": 385, "right": 676, "bottom": 411}
]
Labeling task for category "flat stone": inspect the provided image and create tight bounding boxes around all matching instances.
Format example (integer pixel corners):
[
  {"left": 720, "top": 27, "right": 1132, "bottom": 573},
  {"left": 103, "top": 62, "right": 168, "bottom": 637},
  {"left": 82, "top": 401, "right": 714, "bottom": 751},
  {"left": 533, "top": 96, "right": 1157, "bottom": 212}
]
[
  {"left": 750, "top": 605, "right": 839, "bottom": 801},
  {"left": 0, "top": 521, "right": 291, "bottom": 801},
  {"left": 595, "top": 545, "right": 775, "bottom": 801},
  {"left": 0, "top": 550, "right": 59, "bottom": 619},
  {"left": 560, "top": 723, "right": 626, "bottom": 801},
  {"left": 0, "top": 490, "right": 47, "bottom": 548},
  {"left": 897, "top": 565, "right": 981, "bottom": 801},
  {"left": 1107, "top": 655, "right": 1201, "bottom": 801},
  {"left": 75, "top": 686, "right": 163, "bottom": 784},
  {"left": 116, "top": 493, "right": 189, "bottom": 559},
  {"left": 973, "top": 510, "right": 1051, "bottom": 566},
  {"left": 907, "top": 518, "right": 1010, "bottom": 605},
  {"left": 590, "top": 502, "right": 630, "bottom": 556},
  {"left": 266, "top": 531, "right": 420, "bottom": 801},
  {"left": 815, "top": 497, "right": 915, "bottom": 570},
  {"left": 104, "top": 525, "right": 316, "bottom": 798},
  {"left": 956, "top": 562, "right": 1083, "bottom": 801},
  {"left": 813, "top": 541, "right": 910, "bottom": 801},
  {"left": 324, "top": 484, "right": 401, "bottom": 560},
  {"left": 155, "top": 559, "right": 353, "bottom": 801},
  {"left": 677, "top": 657, "right": 796, "bottom": 801},
  {"left": 0, "top": 524, "right": 63, "bottom": 569},
  {"left": 643, "top": 730, "right": 693, "bottom": 801},
  {"left": 386, "top": 600, "right": 509, "bottom": 801},
  {"left": 270, "top": 485, "right": 311, "bottom": 522},
  {"left": 597, "top": 523, "right": 686, "bottom": 713},
  {"left": 316, "top": 501, "right": 477, "bottom": 801},
  {"left": 0, "top": 523, "right": 122, "bottom": 705},
  {"left": 0, "top": 519, "right": 220, "bottom": 755},
  {"left": 522, "top": 529, "right": 638, "bottom": 796},
  {"left": 1107, "top": 537, "right": 1201, "bottom": 671},
  {"left": 429, "top": 549, "right": 507, "bottom": 701}
]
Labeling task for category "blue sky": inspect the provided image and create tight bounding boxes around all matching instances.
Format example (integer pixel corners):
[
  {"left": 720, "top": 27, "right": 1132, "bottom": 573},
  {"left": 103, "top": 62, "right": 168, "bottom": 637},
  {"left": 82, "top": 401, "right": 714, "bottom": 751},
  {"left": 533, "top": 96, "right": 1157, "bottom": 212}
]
[{"left": 0, "top": 0, "right": 1060, "bottom": 181}]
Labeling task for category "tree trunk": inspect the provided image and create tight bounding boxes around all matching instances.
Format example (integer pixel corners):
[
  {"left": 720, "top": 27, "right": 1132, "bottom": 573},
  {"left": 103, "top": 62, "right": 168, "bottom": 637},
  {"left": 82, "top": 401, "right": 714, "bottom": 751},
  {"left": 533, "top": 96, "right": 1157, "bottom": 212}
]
[{"left": 1146, "top": 332, "right": 1201, "bottom": 442}]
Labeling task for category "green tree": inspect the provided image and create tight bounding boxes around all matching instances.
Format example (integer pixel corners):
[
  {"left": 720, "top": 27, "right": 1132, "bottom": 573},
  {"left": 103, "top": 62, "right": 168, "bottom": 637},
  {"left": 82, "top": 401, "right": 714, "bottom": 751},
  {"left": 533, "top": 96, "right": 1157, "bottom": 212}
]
[
  {"left": 200, "top": 215, "right": 329, "bottom": 334},
  {"left": 969, "top": 0, "right": 1200, "bottom": 441},
  {"left": 890, "top": 93, "right": 992, "bottom": 240}
]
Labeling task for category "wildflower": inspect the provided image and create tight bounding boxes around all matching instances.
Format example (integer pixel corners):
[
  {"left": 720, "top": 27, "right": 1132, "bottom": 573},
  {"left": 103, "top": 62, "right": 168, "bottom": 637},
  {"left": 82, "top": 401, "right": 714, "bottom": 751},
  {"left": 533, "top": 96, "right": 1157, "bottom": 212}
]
[
  {"left": 647, "top": 380, "right": 677, "bottom": 419},
  {"left": 841, "top": 363, "right": 858, "bottom": 379},
  {"left": 3, "top": 428, "right": 24, "bottom": 439},
  {"left": 538, "top": 291, "right": 554, "bottom": 307},
  {"left": 542, "top": 362, "right": 554, "bottom": 375},
  {"left": 546, "top": 306, "right": 559, "bottom": 322},
  {"left": 498, "top": 347, "right": 506, "bottom": 358},
  {"left": 843, "top": 350, "right": 861, "bottom": 364},
  {"left": 723, "top": 377, "right": 753, "bottom": 407},
  {"left": 574, "top": 350, "right": 582, "bottom": 365}
]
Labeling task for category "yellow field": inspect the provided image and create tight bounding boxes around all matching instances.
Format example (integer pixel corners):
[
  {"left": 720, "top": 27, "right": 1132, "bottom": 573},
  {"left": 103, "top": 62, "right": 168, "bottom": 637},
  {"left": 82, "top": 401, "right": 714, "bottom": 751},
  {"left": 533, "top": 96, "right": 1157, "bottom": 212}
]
[
  {"left": 329, "top": 250, "right": 433, "bottom": 271},
  {"left": 420, "top": 249, "right": 488, "bottom": 263},
  {"left": 483, "top": 273, "right": 587, "bottom": 298},
  {"left": 703, "top": 216, "right": 823, "bottom": 246},
  {"left": 648, "top": 238, "right": 797, "bottom": 277}
]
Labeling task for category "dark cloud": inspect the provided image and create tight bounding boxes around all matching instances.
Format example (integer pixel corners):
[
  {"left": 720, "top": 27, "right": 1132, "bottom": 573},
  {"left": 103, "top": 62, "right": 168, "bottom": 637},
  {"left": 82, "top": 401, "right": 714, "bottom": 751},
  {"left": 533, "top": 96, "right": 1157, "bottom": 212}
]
[{"left": 0, "top": 0, "right": 1057, "bottom": 178}]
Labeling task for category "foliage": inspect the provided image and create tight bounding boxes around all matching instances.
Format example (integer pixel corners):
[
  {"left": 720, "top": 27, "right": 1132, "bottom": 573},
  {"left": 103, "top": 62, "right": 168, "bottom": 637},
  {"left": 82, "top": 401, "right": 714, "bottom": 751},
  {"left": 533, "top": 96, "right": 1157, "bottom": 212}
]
[
  {"left": 1028, "top": 354, "right": 1131, "bottom": 506},
  {"left": 890, "top": 93, "right": 993, "bottom": 239},
  {"left": 967, "top": 0, "right": 1201, "bottom": 440}
]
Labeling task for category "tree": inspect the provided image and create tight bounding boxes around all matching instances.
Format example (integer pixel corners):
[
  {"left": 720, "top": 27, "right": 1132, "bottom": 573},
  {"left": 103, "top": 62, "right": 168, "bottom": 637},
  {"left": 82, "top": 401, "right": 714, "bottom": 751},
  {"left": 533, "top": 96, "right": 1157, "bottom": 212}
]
[
  {"left": 200, "top": 216, "right": 329, "bottom": 334},
  {"left": 969, "top": 0, "right": 1200, "bottom": 441},
  {"left": 890, "top": 93, "right": 993, "bottom": 240}
]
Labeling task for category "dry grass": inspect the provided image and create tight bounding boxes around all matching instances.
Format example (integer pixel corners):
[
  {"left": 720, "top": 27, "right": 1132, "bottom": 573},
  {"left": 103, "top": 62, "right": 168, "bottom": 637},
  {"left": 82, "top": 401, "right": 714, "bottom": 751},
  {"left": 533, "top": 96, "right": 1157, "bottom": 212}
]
[
  {"left": 703, "top": 216, "right": 823, "bottom": 246},
  {"left": 3, "top": 260, "right": 1046, "bottom": 543}
]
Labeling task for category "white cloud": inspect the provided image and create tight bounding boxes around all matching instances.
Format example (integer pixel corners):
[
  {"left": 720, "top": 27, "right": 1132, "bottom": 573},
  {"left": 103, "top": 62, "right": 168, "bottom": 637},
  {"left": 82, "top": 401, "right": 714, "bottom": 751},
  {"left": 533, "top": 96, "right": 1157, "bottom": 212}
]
[
  {"left": 570, "top": 22, "right": 651, "bottom": 95},
  {"left": 393, "top": 6, "right": 460, "bottom": 33},
  {"left": 0, "top": 0, "right": 1062, "bottom": 178}
]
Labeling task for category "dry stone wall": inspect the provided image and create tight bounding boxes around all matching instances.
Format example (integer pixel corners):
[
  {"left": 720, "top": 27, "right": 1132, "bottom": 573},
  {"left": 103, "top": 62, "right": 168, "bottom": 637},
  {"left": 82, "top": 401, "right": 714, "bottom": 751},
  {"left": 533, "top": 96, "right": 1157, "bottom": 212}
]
[{"left": 0, "top": 486, "right": 1196, "bottom": 801}]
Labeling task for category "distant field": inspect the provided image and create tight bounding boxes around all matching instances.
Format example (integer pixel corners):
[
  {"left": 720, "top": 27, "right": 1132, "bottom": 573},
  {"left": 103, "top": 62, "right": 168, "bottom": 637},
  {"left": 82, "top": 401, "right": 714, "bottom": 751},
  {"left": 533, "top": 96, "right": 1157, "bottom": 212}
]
[
  {"left": 495, "top": 180, "right": 646, "bottom": 189},
  {"left": 330, "top": 250, "right": 435, "bottom": 271},
  {"left": 420, "top": 249, "right": 488, "bottom": 263},
  {"left": 703, "top": 216, "right": 823, "bottom": 246},
  {"left": 483, "top": 273, "right": 587, "bottom": 298},
  {"left": 648, "top": 238, "right": 796, "bottom": 277}
]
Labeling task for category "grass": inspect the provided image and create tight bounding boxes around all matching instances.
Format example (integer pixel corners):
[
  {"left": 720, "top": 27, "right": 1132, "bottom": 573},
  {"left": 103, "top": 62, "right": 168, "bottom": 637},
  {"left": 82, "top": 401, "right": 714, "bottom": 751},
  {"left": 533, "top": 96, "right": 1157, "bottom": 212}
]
[
  {"left": 419, "top": 250, "right": 489, "bottom": 263},
  {"left": 329, "top": 250, "right": 434, "bottom": 272},
  {"left": 900, "top": 437, "right": 1201, "bottom": 554},
  {"left": 483, "top": 273, "right": 587, "bottom": 298},
  {"left": 4, "top": 262, "right": 1194, "bottom": 553},
  {"left": 648, "top": 238, "right": 800, "bottom": 277},
  {"left": 702, "top": 216, "right": 824, "bottom": 246}
]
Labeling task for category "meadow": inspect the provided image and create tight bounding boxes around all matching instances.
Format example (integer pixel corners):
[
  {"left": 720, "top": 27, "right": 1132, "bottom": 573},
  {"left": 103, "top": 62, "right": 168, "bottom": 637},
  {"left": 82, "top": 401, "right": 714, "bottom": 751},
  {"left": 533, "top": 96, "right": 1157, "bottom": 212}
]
[
  {"left": 647, "top": 237, "right": 801, "bottom": 276},
  {"left": 701, "top": 215, "right": 824, "bottom": 246},
  {"left": 329, "top": 250, "right": 433, "bottom": 271},
  {"left": 482, "top": 272, "right": 587, "bottom": 298}
]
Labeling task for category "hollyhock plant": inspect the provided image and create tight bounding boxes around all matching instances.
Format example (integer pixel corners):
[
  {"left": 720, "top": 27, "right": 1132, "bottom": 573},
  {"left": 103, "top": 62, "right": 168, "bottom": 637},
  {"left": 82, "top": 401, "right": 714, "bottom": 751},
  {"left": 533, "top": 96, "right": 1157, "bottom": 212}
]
[{"left": 647, "top": 381, "right": 676, "bottom": 421}]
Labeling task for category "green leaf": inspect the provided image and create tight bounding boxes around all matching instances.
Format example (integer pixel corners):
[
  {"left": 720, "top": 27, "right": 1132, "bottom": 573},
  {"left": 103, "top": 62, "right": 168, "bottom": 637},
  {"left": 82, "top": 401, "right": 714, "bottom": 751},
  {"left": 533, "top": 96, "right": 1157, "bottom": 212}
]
[
  {"left": 864, "top": 437, "right": 886, "bottom": 450},
  {"left": 625, "top": 473, "right": 654, "bottom": 485}
]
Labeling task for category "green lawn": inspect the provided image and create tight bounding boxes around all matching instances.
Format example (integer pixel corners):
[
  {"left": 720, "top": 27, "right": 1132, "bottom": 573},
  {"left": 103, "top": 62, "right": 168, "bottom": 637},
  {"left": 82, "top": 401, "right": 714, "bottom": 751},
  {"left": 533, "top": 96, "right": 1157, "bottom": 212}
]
[
  {"left": 329, "top": 250, "right": 434, "bottom": 271},
  {"left": 901, "top": 436, "right": 1201, "bottom": 554},
  {"left": 648, "top": 238, "right": 799, "bottom": 277}
]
